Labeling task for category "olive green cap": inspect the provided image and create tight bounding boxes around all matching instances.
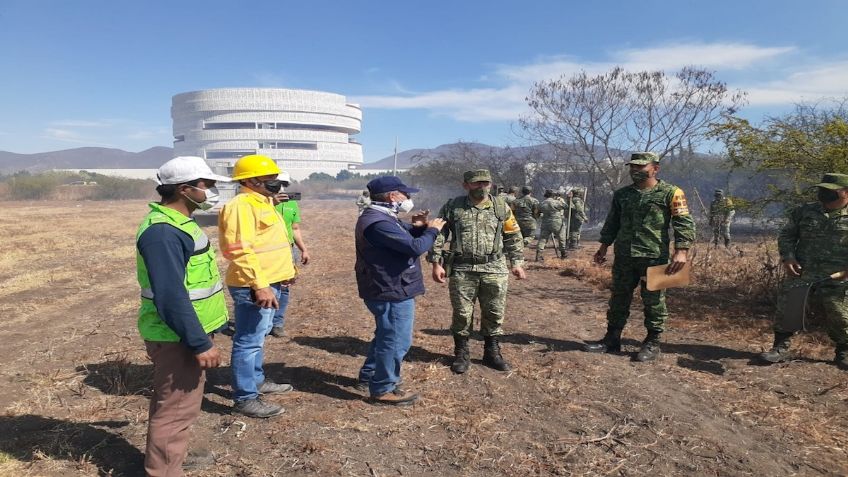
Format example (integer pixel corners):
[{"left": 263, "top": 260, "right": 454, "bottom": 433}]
[
  {"left": 627, "top": 151, "right": 660, "bottom": 165},
  {"left": 463, "top": 169, "right": 492, "bottom": 183},
  {"left": 814, "top": 173, "right": 848, "bottom": 190}
]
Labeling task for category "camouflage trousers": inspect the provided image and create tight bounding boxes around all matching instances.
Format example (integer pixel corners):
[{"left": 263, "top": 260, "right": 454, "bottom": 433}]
[
  {"left": 517, "top": 219, "right": 537, "bottom": 245},
  {"left": 774, "top": 278, "right": 848, "bottom": 345},
  {"left": 711, "top": 221, "right": 731, "bottom": 244},
  {"left": 449, "top": 270, "right": 509, "bottom": 337},
  {"left": 606, "top": 256, "right": 669, "bottom": 332},
  {"left": 537, "top": 222, "right": 565, "bottom": 252},
  {"left": 566, "top": 220, "right": 583, "bottom": 243}
]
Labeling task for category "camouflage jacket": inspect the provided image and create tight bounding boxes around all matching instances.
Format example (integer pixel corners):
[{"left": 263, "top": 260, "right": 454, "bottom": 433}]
[
  {"left": 566, "top": 197, "right": 588, "bottom": 223},
  {"left": 599, "top": 180, "right": 696, "bottom": 260},
  {"left": 778, "top": 202, "right": 848, "bottom": 278},
  {"left": 539, "top": 197, "right": 566, "bottom": 226},
  {"left": 512, "top": 195, "right": 539, "bottom": 222},
  {"left": 709, "top": 197, "right": 735, "bottom": 220},
  {"left": 428, "top": 194, "right": 525, "bottom": 273}
]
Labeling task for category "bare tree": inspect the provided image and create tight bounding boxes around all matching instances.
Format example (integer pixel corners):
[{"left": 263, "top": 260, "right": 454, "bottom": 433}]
[{"left": 520, "top": 67, "right": 746, "bottom": 189}]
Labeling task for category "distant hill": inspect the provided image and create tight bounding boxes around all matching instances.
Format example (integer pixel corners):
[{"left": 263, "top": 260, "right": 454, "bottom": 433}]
[
  {"left": 365, "top": 142, "right": 561, "bottom": 169},
  {"left": 0, "top": 146, "right": 174, "bottom": 173}
]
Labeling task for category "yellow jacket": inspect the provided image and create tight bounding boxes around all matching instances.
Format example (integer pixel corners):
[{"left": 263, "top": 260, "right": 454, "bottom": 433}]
[{"left": 219, "top": 189, "right": 296, "bottom": 289}]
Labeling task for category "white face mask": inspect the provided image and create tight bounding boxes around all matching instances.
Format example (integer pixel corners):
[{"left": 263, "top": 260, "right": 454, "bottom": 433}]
[
  {"left": 397, "top": 198, "right": 414, "bottom": 214},
  {"left": 185, "top": 185, "right": 220, "bottom": 211}
]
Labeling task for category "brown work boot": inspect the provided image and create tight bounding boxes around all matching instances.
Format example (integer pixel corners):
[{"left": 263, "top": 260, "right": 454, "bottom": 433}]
[{"left": 370, "top": 387, "right": 419, "bottom": 406}]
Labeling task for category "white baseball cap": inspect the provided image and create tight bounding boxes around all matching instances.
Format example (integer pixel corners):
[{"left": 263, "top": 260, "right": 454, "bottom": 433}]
[
  {"left": 156, "top": 156, "right": 231, "bottom": 185},
  {"left": 278, "top": 171, "right": 291, "bottom": 183}
]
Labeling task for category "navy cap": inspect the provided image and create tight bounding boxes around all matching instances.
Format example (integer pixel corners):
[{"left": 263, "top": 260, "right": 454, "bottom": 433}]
[{"left": 366, "top": 175, "right": 420, "bottom": 195}]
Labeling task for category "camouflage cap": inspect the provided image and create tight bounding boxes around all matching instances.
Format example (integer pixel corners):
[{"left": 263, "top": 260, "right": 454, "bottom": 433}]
[
  {"left": 627, "top": 152, "right": 660, "bottom": 165},
  {"left": 714, "top": 189, "right": 724, "bottom": 194},
  {"left": 508, "top": 186, "right": 518, "bottom": 193},
  {"left": 814, "top": 173, "right": 848, "bottom": 190},
  {"left": 463, "top": 169, "right": 492, "bottom": 183},
  {"left": 521, "top": 185, "right": 532, "bottom": 194}
]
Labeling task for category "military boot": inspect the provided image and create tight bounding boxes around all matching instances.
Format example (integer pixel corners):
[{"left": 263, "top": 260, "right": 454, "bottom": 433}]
[
  {"left": 724, "top": 237, "right": 731, "bottom": 248},
  {"left": 635, "top": 331, "right": 662, "bottom": 362},
  {"left": 482, "top": 336, "right": 511, "bottom": 371},
  {"left": 583, "top": 326, "right": 622, "bottom": 353},
  {"left": 834, "top": 345, "right": 848, "bottom": 370},
  {"left": 451, "top": 335, "right": 471, "bottom": 374},
  {"left": 535, "top": 249, "right": 544, "bottom": 262},
  {"left": 759, "top": 332, "right": 793, "bottom": 364}
]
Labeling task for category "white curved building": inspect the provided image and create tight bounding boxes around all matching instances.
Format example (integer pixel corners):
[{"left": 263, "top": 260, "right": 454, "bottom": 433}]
[{"left": 171, "top": 88, "right": 363, "bottom": 189}]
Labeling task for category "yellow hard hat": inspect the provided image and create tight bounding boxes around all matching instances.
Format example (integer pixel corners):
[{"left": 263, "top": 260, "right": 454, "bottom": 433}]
[{"left": 232, "top": 154, "right": 281, "bottom": 181}]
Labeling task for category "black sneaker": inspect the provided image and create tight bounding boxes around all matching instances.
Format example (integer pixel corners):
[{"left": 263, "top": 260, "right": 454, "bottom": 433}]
[{"left": 233, "top": 398, "right": 284, "bottom": 418}]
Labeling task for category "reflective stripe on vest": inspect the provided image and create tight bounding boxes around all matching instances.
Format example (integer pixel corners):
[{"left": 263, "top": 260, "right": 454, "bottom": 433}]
[{"left": 140, "top": 281, "right": 223, "bottom": 301}]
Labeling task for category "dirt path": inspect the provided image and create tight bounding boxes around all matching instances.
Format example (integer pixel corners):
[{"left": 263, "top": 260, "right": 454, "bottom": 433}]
[{"left": 0, "top": 200, "right": 846, "bottom": 476}]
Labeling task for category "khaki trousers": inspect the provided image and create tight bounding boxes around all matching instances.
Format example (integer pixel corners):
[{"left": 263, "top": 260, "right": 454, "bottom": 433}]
[{"left": 144, "top": 341, "right": 205, "bottom": 477}]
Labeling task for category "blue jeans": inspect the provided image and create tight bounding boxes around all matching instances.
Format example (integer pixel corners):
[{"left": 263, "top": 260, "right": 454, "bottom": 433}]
[
  {"left": 270, "top": 285, "right": 291, "bottom": 330},
  {"left": 229, "top": 284, "right": 282, "bottom": 402},
  {"left": 358, "top": 298, "right": 415, "bottom": 396}
]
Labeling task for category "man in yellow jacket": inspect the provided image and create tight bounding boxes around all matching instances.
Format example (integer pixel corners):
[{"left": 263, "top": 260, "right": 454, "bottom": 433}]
[{"left": 219, "top": 154, "right": 297, "bottom": 418}]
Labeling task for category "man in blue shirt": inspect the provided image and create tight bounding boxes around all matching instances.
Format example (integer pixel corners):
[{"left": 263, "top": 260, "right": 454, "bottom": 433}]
[{"left": 354, "top": 176, "right": 445, "bottom": 405}]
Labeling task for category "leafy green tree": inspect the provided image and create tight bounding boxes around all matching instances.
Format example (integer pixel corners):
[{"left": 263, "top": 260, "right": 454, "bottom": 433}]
[{"left": 710, "top": 99, "right": 848, "bottom": 207}]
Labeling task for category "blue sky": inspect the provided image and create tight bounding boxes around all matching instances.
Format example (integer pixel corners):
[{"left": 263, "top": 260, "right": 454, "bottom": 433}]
[{"left": 0, "top": 0, "right": 845, "bottom": 162}]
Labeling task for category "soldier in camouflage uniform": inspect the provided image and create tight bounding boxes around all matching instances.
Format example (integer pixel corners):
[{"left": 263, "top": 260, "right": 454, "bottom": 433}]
[
  {"left": 584, "top": 152, "right": 696, "bottom": 362},
  {"left": 709, "top": 189, "right": 736, "bottom": 247},
  {"left": 536, "top": 189, "right": 567, "bottom": 261},
  {"left": 565, "top": 188, "right": 589, "bottom": 250},
  {"left": 505, "top": 186, "right": 518, "bottom": 207},
  {"left": 512, "top": 186, "right": 540, "bottom": 246},
  {"left": 760, "top": 173, "right": 848, "bottom": 369},
  {"left": 428, "top": 169, "right": 527, "bottom": 374}
]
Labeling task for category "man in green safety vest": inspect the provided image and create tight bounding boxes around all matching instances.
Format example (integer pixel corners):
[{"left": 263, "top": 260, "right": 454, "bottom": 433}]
[{"left": 136, "top": 156, "right": 231, "bottom": 476}]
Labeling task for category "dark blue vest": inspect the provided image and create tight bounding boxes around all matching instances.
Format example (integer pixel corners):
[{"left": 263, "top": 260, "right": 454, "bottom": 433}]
[{"left": 355, "top": 208, "right": 426, "bottom": 301}]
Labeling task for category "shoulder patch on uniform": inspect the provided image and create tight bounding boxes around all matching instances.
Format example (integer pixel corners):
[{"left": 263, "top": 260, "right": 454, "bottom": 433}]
[
  {"left": 671, "top": 188, "right": 690, "bottom": 216},
  {"left": 503, "top": 213, "right": 520, "bottom": 234}
]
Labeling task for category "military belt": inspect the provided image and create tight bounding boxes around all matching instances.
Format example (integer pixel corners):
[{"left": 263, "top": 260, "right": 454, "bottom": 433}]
[{"left": 453, "top": 253, "right": 503, "bottom": 265}]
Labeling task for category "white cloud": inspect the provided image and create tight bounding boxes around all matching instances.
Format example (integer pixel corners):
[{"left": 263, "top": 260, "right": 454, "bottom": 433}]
[
  {"left": 355, "top": 41, "right": 840, "bottom": 121},
  {"left": 41, "top": 119, "right": 169, "bottom": 149},
  {"left": 614, "top": 43, "right": 796, "bottom": 71}
]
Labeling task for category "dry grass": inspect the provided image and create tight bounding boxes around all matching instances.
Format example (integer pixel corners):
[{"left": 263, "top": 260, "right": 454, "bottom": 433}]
[{"left": 1, "top": 200, "right": 847, "bottom": 476}]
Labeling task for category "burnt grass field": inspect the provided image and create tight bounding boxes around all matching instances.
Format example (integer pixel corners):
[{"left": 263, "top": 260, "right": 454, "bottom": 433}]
[{"left": 0, "top": 200, "right": 846, "bottom": 476}]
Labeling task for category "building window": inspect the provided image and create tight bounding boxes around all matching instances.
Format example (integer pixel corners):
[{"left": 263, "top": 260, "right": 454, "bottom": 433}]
[
  {"left": 259, "top": 142, "right": 318, "bottom": 150},
  {"left": 203, "top": 122, "right": 256, "bottom": 130},
  {"left": 206, "top": 150, "right": 255, "bottom": 159},
  {"left": 174, "top": 135, "right": 185, "bottom": 142}
]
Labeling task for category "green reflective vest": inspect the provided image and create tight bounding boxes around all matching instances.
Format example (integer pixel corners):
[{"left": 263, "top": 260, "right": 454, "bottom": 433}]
[{"left": 136, "top": 203, "right": 228, "bottom": 342}]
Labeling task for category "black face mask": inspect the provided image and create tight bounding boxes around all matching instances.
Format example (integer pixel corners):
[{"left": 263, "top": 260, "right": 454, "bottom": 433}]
[
  {"left": 818, "top": 188, "right": 840, "bottom": 203},
  {"left": 262, "top": 180, "right": 283, "bottom": 194}
]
